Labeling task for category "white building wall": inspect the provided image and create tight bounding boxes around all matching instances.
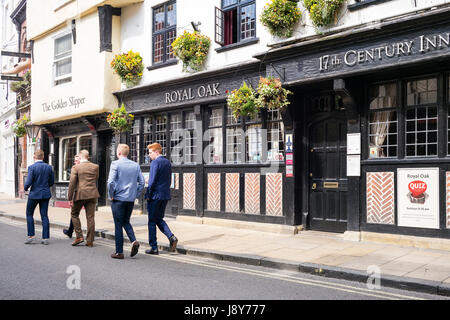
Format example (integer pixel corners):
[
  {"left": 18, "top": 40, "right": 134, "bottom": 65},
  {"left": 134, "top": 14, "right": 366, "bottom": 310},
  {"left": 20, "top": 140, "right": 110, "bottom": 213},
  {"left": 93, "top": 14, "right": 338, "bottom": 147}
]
[
  {"left": 0, "top": 0, "right": 19, "bottom": 196},
  {"left": 119, "top": 0, "right": 450, "bottom": 89}
]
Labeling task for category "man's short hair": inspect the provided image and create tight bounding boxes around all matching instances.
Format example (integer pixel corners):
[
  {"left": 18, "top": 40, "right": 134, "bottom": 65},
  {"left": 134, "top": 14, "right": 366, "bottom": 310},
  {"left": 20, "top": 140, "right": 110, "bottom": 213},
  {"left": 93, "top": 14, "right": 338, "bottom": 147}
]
[
  {"left": 147, "top": 143, "right": 162, "bottom": 154},
  {"left": 78, "top": 150, "right": 89, "bottom": 160},
  {"left": 117, "top": 144, "right": 130, "bottom": 156},
  {"left": 34, "top": 149, "right": 44, "bottom": 160}
]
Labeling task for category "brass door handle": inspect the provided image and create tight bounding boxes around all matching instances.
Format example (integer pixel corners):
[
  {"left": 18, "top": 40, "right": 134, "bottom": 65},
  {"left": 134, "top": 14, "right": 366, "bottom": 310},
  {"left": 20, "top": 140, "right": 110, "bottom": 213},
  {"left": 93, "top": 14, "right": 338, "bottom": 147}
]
[{"left": 312, "top": 183, "right": 317, "bottom": 190}]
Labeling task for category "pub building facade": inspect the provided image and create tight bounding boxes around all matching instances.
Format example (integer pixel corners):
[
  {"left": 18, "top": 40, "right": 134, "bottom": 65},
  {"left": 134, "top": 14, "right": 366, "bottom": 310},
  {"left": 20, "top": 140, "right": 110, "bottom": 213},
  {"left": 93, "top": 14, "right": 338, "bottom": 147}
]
[
  {"left": 27, "top": 0, "right": 139, "bottom": 207},
  {"left": 115, "top": 0, "right": 450, "bottom": 241},
  {"left": 115, "top": 61, "right": 294, "bottom": 226},
  {"left": 251, "top": 3, "right": 450, "bottom": 239}
]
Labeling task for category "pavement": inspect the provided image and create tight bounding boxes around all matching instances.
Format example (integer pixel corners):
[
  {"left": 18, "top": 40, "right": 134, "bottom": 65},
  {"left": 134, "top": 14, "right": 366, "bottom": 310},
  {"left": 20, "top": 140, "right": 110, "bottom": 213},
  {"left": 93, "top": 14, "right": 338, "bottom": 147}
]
[{"left": 1, "top": 193, "right": 450, "bottom": 297}]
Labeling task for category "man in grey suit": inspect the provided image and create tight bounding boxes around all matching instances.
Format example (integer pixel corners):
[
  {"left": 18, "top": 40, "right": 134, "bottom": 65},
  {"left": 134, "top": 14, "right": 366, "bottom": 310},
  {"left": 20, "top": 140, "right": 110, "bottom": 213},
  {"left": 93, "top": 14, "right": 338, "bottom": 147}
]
[{"left": 107, "top": 144, "right": 145, "bottom": 259}]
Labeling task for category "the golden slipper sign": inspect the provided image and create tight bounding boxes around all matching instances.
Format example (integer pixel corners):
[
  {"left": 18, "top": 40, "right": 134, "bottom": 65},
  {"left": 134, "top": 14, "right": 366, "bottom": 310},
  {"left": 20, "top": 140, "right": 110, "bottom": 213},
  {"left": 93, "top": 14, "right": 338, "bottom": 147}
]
[{"left": 42, "top": 96, "right": 86, "bottom": 112}]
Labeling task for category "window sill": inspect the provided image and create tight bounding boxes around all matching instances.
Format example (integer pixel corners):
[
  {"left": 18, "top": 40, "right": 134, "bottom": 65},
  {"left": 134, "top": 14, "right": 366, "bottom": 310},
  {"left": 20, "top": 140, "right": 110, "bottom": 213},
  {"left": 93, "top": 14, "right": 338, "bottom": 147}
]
[
  {"left": 147, "top": 60, "right": 178, "bottom": 71},
  {"left": 215, "top": 38, "right": 260, "bottom": 53},
  {"left": 348, "top": 0, "right": 392, "bottom": 11}
]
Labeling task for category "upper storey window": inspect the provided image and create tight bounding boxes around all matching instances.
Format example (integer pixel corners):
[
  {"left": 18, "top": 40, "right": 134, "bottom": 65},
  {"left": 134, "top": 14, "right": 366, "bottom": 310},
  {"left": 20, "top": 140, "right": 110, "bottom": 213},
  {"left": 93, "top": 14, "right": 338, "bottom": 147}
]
[
  {"left": 215, "top": 0, "right": 256, "bottom": 47},
  {"left": 152, "top": 1, "right": 177, "bottom": 65},
  {"left": 53, "top": 33, "right": 72, "bottom": 86}
]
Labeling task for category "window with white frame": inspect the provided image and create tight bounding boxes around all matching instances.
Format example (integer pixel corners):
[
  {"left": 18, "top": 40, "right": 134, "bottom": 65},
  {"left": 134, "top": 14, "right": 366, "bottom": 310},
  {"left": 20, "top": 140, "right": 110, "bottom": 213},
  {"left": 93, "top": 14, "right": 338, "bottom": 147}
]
[
  {"left": 208, "top": 107, "right": 224, "bottom": 164},
  {"left": 54, "top": 33, "right": 72, "bottom": 86},
  {"left": 59, "top": 135, "right": 92, "bottom": 181}
]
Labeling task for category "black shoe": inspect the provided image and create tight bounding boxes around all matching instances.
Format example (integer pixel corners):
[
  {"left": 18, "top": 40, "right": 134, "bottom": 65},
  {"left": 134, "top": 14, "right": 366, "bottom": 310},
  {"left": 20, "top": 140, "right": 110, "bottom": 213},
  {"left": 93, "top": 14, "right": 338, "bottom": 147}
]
[
  {"left": 131, "top": 241, "right": 140, "bottom": 257},
  {"left": 169, "top": 235, "right": 178, "bottom": 252},
  {"left": 145, "top": 249, "right": 159, "bottom": 255},
  {"left": 63, "top": 229, "right": 73, "bottom": 238}
]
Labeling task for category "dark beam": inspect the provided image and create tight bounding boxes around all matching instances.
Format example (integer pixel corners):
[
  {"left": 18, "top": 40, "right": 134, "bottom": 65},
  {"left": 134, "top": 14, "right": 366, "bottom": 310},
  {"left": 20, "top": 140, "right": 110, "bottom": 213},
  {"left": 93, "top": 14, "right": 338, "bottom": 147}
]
[
  {"left": 1, "top": 51, "right": 31, "bottom": 58},
  {"left": 1, "top": 75, "right": 23, "bottom": 81}
]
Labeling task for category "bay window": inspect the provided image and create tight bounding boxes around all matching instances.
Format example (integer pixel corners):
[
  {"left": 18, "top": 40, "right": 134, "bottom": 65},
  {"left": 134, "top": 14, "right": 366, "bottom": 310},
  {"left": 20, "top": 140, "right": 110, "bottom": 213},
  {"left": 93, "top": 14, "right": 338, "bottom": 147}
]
[{"left": 59, "top": 134, "right": 92, "bottom": 181}]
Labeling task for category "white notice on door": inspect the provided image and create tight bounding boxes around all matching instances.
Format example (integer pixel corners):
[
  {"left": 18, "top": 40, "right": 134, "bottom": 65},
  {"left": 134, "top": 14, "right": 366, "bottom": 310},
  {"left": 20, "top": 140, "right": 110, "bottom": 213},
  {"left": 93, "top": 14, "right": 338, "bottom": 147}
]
[
  {"left": 347, "top": 133, "right": 361, "bottom": 155},
  {"left": 346, "top": 155, "right": 360, "bottom": 176}
]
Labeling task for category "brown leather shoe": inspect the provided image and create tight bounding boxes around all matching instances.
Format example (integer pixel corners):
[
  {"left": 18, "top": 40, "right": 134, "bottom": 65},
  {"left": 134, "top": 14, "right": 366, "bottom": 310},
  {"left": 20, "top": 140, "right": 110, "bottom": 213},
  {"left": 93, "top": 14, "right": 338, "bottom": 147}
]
[
  {"left": 111, "top": 253, "right": 124, "bottom": 259},
  {"left": 72, "top": 238, "right": 84, "bottom": 246},
  {"left": 86, "top": 242, "right": 93, "bottom": 247}
]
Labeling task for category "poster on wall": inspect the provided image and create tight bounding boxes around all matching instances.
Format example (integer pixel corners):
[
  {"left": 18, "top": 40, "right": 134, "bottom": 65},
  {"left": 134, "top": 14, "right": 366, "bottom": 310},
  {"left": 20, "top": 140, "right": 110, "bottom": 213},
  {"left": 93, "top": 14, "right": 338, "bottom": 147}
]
[{"left": 397, "top": 168, "right": 440, "bottom": 229}]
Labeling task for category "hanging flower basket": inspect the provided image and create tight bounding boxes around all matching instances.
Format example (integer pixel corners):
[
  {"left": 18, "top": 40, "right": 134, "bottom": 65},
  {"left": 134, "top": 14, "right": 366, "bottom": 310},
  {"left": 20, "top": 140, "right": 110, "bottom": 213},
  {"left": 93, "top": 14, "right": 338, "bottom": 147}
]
[
  {"left": 13, "top": 115, "right": 29, "bottom": 138},
  {"left": 260, "top": 0, "right": 302, "bottom": 38},
  {"left": 111, "top": 50, "right": 144, "bottom": 88},
  {"left": 255, "top": 77, "right": 292, "bottom": 111},
  {"left": 304, "top": 0, "right": 345, "bottom": 28},
  {"left": 226, "top": 82, "right": 259, "bottom": 120},
  {"left": 171, "top": 31, "right": 211, "bottom": 72},
  {"left": 10, "top": 70, "right": 31, "bottom": 102},
  {"left": 107, "top": 104, "right": 135, "bottom": 133}
]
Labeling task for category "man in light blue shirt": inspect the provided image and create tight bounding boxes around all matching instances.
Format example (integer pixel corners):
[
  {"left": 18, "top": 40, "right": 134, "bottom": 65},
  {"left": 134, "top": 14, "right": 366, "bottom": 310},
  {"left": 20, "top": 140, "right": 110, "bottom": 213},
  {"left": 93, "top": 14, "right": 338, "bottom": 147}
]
[{"left": 107, "top": 144, "right": 145, "bottom": 259}]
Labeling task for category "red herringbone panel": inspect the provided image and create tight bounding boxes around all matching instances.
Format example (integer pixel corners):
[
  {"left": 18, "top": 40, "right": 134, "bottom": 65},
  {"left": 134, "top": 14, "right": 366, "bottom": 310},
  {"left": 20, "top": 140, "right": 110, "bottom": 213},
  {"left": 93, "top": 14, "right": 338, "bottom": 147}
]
[
  {"left": 226, "top": 173, "right": 240, "bottom": 213},
  {"left": 266, "top": 173, "right": 283, "bottom": 216},
  {"left": 245, "top": 173, "right": 260, "bottom": 215},
  {"left": 207, "top": 173, "right": 221, "bottom": 211},
  {"left": 366, "top": 172, "right": 395, "bottom": 225},
  {"left": 183, "top": 173, "right": 195, "bottom": 210}
]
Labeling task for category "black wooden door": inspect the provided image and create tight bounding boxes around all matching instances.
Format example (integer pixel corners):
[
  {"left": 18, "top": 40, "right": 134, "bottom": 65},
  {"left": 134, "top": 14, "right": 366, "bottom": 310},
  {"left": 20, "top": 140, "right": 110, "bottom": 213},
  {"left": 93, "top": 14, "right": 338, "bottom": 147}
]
[{"left": 308, "top": 115, "right": 348, "bottom": 232}]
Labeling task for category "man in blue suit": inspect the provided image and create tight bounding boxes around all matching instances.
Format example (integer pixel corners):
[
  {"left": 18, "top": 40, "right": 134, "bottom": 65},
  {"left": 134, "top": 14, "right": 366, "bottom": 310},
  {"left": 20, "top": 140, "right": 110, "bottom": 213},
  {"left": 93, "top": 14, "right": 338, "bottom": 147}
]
[
  {"left": 24, "top": 149, "right": 55, "bottom": 245},
  {"left": 107, "top": 144, "right": 145, "bottom": 259},
  {"left": 144, "top": 143, "right": 178, "bottom": 255}
]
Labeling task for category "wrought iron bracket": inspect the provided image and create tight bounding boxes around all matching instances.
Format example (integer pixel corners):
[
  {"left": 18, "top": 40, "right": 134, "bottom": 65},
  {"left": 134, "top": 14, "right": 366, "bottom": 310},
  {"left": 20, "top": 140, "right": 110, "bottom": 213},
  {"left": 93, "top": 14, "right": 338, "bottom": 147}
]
[{"left": 269, "top": 63, "right": 286, "bottom": 82}]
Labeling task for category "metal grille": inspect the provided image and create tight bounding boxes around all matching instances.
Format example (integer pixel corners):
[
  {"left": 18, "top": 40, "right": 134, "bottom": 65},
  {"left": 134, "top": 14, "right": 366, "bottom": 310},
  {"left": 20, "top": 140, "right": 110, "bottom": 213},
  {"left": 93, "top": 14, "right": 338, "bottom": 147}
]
[{"left": 406, "top": 78, "right": 438, "bottom": 157}]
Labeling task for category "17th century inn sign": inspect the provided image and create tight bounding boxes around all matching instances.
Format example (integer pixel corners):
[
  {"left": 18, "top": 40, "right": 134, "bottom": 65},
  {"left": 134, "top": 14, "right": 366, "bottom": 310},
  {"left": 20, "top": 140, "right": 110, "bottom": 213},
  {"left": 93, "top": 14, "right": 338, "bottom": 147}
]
[{"left": 268, "top": 23, "right": 450, "bottom": 84}]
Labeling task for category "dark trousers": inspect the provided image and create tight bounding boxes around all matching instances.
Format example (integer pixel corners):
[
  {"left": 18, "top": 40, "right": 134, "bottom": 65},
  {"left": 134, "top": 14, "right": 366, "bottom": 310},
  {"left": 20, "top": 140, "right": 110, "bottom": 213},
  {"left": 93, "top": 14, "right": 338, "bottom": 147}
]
[
  {"left": 147, "top": 199, "right": 173, "bottom": 250},
  {"left": 26, "top": 198, "right": 50, "bottom": 239},
  {"left": 111, "top": 200, "right": 136, "bottom": 254},
  {"left": 67, "top": 218, "right": 74, "bottom": 236}
]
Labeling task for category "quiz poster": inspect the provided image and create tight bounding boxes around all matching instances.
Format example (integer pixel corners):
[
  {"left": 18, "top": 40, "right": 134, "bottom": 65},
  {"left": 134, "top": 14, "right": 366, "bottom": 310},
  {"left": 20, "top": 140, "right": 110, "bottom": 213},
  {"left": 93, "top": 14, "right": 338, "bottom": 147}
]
[{"left": 397, "top": 168, "right": 439, "bottom": 229}]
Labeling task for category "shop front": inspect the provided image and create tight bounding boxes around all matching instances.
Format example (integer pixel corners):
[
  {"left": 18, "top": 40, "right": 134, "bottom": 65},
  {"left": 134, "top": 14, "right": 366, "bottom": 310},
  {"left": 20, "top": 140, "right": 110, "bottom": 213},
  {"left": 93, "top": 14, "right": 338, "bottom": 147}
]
[
  {"left": 116, "top": 61, "right": 299, "bottom": 226},
  {"left": 255, "top": 6, "right": 450, "bottom": 238}
]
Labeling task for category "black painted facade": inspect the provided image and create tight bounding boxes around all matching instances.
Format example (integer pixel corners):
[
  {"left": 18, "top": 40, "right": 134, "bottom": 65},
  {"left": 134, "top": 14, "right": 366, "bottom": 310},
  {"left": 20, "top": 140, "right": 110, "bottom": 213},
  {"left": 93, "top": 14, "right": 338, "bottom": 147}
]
[
  {"left": 253, "top": 6, "right": 450, "bottom": 237},
  {"left": 115, "top": 61, "right": 298, "bottom": 225}
]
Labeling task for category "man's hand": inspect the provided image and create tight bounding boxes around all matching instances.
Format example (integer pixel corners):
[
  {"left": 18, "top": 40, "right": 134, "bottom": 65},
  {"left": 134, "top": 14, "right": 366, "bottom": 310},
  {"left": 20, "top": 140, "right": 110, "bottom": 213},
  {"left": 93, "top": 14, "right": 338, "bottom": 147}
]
[{"left": 69, "top": 200, "right": 73, "bottom": 207}]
